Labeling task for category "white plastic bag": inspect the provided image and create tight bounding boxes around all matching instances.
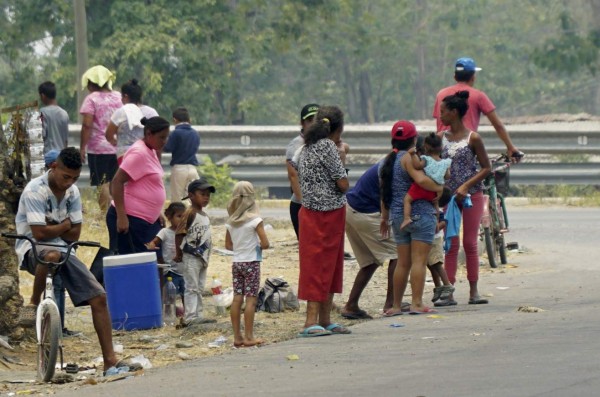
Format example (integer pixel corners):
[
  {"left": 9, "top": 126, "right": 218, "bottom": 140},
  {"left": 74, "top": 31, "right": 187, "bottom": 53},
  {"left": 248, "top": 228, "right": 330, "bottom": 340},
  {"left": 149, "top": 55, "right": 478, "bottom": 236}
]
[
  {"left": 130, "top": 354, "right": 152, "bottom": 369},
  {"left": 212, "top": 287, "right": 234, "bottom": 308}
]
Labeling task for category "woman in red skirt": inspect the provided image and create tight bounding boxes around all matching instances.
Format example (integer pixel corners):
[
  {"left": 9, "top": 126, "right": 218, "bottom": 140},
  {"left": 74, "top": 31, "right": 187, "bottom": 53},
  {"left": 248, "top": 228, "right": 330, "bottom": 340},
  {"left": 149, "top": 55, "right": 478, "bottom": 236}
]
[{"left": 294, "top": 105, "right": 350, "bottom": 337}]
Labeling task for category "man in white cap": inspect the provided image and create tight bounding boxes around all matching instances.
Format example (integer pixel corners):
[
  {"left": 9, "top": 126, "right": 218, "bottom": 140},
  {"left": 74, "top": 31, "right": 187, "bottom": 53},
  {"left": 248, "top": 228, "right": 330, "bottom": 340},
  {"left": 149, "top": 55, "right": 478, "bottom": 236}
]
[{"left": 432, "top": 57, "right": 520, "bottom": 158}]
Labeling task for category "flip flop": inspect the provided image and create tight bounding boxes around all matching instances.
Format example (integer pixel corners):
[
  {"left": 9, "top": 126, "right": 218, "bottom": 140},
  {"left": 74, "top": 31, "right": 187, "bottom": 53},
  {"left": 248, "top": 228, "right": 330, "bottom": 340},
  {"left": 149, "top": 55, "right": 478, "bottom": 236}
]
[
  {"left": 408, "top": 307, "right": 438, "bottom": 315},
  {"left": 103, "top": 366, "right": 130, "bottom": 377},
  {"left": 469, "top": 298, "right": 489, "bottom": 304},
  {"left": 103, "top": 359, "right": 143, "bottom": 376},
  {"left": 297, "top": 325, "right": 332, "bottom": 338},
  {"left": 383, "top": 310, "right": 403, "bottom": 317},
  {"left": 325, "top": 323, "right": 351, "bottom": 334},
  {"left": 341, "top": 310, "right": 373, "bottom": 320},
  {"left": 115, "top": 359, "right": 143, "bottom": 372}
]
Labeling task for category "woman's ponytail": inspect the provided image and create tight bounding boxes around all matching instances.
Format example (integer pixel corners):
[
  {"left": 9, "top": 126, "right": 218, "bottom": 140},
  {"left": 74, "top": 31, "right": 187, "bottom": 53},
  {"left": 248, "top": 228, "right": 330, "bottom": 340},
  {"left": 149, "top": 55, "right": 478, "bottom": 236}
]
[{"left": 304, "top": 106, "right": 343, "bottom": 146}]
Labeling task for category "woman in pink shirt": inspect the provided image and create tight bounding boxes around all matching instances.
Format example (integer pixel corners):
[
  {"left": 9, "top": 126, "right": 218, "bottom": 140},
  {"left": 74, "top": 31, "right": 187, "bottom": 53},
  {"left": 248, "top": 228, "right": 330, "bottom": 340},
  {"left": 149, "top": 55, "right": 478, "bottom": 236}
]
[
  {"left": 107, "top": 116, "right": 170, "bottom": 254},
  {"left": 79, "top": 65, "right": 122, "bottom": 212}
]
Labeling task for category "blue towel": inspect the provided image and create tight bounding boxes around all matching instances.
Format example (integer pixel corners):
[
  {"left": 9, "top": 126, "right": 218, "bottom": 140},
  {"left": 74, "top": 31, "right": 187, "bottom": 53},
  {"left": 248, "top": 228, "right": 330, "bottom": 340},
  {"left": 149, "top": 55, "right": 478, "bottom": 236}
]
[{"left": 444, "top": 194, "right": 473, "bottom": 252}]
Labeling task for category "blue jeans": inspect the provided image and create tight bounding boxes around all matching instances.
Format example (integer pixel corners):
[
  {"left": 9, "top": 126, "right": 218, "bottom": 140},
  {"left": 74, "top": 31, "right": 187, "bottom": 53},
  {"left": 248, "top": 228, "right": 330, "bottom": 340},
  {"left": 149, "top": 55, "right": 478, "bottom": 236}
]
[{"left": 391, "top": 213, "right": 437, "bottom": 245}]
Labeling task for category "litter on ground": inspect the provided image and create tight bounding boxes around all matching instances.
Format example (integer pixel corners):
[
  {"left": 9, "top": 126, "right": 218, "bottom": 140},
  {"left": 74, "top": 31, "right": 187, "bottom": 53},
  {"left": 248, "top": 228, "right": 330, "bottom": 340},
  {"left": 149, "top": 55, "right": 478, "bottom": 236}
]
[{"left": 517, "top": 305, "right": 545, "bottom": 313}]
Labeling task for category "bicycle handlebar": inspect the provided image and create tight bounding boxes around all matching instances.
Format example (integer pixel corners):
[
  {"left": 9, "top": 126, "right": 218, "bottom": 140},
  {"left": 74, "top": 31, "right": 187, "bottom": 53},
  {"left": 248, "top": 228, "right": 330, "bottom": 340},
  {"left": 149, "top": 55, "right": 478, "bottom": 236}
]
[
  {"left": 1, "top": 232, "right": 100, "bottom": 267},
  {"left": 491, "top": 151, "right": 524, "bottom": 163},
  {"left": 489, "top": 151, "right": 525, "bottom": 173}
]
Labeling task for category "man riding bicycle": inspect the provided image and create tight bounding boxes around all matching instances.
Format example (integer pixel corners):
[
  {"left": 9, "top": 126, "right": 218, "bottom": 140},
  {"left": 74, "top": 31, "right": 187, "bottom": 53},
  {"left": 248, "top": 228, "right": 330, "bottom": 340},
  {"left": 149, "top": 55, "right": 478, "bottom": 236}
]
[{"left": 14, "top": 147, "right": 119, "bottom": 373}]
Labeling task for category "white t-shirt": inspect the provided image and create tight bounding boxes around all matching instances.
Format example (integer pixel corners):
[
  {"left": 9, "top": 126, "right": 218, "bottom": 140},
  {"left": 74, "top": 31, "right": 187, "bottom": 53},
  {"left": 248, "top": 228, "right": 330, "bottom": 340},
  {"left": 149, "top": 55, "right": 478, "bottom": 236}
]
[
  {"left": 111, "top": 104, "right": 158, "bottom": 157},
  {"left": 225, "top": 217, "right": 263, "bottom": 262},
  {"left": 156, "top": 227, "right": 183, "bottom": 275}
]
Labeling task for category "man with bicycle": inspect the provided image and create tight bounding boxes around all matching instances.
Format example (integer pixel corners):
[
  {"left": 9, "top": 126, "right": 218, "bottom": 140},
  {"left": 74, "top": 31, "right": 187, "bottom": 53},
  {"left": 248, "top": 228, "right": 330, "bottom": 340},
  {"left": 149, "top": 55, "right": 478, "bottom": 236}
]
[
  {"left": 14, "top": 147, "right": 119, "bottom": 373},
  {"left": 432, "top": 57, "right": 522, "bottom": 160}
]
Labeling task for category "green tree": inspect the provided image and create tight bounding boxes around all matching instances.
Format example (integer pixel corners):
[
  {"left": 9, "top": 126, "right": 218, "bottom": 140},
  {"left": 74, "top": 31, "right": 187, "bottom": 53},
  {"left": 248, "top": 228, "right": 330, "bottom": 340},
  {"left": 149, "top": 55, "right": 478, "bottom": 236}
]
[
  {"left": 1, "top": 0, "right": 599, "bottom": 122},
  {"left": 532, "top": 0, "right": 600, "bottom": 113}
]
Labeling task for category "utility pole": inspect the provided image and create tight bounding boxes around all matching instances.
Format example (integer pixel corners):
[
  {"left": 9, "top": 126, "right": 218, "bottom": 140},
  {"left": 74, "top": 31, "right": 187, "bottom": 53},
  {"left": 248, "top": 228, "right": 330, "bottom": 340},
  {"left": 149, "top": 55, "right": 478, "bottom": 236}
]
[{"left": 73, "top": 0, "right": 88, "bottom": 120}]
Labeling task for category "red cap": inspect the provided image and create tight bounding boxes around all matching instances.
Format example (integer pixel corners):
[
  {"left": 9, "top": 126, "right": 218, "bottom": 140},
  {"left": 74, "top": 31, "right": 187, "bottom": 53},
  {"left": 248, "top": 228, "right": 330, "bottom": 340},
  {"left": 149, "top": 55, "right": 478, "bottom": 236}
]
[{"left": 390, "top": 120, "right": 417, "bottom": 141}]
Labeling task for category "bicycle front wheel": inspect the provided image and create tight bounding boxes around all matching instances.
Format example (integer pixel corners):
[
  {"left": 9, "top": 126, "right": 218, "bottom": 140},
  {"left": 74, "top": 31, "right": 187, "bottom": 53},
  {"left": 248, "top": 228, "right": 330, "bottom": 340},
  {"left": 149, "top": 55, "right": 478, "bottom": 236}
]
[
  {"left": 484, "top": 226, "right": 498, "bottom": 268},
  {"left": 38, "top": 303, "right": 61, "bottom": 382}
]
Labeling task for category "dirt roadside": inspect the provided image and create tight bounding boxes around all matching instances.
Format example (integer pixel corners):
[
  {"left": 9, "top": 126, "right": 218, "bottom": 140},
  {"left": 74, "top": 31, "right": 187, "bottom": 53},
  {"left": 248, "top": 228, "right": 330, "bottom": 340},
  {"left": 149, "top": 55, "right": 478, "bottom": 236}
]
[{"left": 0, "top": 204, "right": 530, "bottom": 395}]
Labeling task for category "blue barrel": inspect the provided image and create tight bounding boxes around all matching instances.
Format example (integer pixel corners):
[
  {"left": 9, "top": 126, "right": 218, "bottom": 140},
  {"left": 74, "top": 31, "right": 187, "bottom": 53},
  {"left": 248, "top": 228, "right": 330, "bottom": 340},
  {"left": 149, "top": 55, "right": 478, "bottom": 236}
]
[{"left": 103, "top": 252, "right": 162, "bottom": 331}]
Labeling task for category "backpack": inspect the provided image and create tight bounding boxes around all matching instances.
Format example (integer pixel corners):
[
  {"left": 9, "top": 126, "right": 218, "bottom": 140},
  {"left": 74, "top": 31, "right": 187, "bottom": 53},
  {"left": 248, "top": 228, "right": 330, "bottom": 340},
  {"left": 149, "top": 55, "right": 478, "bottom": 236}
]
[{"left": 257, "top": 277, "right": 299, "bottom": 313}]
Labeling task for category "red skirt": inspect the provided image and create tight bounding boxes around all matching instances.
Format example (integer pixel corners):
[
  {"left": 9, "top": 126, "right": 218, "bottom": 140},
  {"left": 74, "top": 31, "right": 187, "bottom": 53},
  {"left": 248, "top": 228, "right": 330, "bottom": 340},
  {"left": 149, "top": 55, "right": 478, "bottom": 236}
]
[{"left": 298, "top": 205, "right": 346, "bottom": 302}]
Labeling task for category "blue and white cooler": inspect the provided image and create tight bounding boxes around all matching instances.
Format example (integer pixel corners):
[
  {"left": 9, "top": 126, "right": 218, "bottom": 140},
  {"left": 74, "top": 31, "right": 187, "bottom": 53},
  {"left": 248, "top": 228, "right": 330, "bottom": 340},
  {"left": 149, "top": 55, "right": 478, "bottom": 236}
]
[{"left": 103, "top": 252, "right": 162, "bottom": 330}]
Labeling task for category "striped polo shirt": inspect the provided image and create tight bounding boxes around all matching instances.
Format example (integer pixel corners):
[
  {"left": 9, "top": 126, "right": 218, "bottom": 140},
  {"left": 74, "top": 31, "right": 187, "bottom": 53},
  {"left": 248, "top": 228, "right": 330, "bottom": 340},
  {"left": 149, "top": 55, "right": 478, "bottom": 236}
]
[{"left": 15, "top": 172, "right": 82, "bottom": 265}]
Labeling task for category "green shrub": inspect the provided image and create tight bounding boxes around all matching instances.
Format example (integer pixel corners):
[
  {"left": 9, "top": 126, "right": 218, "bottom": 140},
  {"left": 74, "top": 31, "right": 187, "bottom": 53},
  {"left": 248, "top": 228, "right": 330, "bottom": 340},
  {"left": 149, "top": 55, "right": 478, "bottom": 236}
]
[{"left": 197, "top": 157, "right": 237, "bottom": 208}]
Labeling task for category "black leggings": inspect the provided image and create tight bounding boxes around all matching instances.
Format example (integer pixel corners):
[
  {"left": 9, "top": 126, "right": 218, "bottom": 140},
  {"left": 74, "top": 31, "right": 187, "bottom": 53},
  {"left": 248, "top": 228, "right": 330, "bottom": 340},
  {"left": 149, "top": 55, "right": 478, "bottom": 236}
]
[
  {"left": 106, "top": 205, "right": 161, "bottom": 254},
  {"left": 289, "top": 201, "right": 301, "bottom": 240}
]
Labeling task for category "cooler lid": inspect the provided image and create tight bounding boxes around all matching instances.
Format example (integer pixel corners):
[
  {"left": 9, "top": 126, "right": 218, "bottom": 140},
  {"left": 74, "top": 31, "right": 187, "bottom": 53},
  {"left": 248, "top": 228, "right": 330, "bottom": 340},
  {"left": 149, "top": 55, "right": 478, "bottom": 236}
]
[{"left": 103, "top": 252, "right": 157, "bottom": 267}]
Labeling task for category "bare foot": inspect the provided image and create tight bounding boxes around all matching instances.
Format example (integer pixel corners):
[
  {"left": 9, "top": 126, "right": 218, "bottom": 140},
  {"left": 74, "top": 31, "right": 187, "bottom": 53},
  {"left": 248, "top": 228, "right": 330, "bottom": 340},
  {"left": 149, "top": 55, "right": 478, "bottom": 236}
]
[
  {"left": 243, "top": 338, "right": 264, "bottom": 347},
  {"left": 233, "top": 339, "right": 245, "bottom": 348},
  {"left": 400, "top": 218, "right": 412, "bottom": 230}
]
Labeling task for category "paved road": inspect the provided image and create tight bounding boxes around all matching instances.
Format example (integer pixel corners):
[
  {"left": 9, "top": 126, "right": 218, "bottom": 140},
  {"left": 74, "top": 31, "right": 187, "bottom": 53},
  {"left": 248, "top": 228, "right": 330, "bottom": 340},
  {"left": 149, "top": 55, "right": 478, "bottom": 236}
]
[{"left": 54, "top": 206, "right": 599, "bottom": 397}]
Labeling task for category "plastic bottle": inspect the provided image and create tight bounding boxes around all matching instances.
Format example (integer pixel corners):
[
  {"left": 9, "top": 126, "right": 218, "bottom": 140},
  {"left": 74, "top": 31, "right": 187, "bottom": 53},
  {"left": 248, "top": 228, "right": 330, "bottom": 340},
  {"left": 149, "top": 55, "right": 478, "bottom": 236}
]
[
  {"left": 163, "top": 277, "right": 177, "bottom": 326},
  {"left": 211, "top": 277, "right": 223, "bottom": 295}
]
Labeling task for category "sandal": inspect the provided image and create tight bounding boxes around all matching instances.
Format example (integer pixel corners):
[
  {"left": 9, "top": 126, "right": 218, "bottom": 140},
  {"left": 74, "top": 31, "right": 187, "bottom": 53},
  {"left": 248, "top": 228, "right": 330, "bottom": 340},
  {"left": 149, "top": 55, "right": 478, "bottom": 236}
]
[
  {"left": 341, "top": 309, "right": 373, "bottom": 320},
  {"left": 324, "top": 323, "right": 351, "bottom": 334},
  {"left": 297, "top": 325, "right": 332, "bottom": 338},
  {"left": 103, "top": 358, "right": 143, "bottom": 376}
]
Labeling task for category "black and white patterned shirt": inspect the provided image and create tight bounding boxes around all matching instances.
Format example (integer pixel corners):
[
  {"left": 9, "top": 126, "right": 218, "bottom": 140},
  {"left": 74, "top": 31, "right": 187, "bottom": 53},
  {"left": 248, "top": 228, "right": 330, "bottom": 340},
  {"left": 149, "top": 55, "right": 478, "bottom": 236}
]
[{"left": 298, "top": 138, "right": 347, "bottom": 211}]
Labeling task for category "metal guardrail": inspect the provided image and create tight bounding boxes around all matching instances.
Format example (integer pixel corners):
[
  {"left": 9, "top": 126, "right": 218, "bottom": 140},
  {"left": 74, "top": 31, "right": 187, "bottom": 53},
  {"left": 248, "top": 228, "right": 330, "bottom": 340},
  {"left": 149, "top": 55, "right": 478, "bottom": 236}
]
[
  {"left": 68, "top": 123, "right": 600, "bottom": 156},
  {"left": 231, "top": 163, "right": 600, "bottom": 186},
  {"left": 66, "top": 124, "right": 600, "bottom": 188},
  {"left": 71, "top": 163, "right": 600, "bottom": 187}
]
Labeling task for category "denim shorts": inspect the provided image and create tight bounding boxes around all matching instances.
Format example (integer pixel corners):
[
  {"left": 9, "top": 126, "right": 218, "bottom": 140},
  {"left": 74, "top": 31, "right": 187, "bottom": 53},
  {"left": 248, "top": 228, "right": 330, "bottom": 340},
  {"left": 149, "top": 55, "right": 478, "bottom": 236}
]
[{"left": 391, "top": 213, "right": 437, "bottom": 245}]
